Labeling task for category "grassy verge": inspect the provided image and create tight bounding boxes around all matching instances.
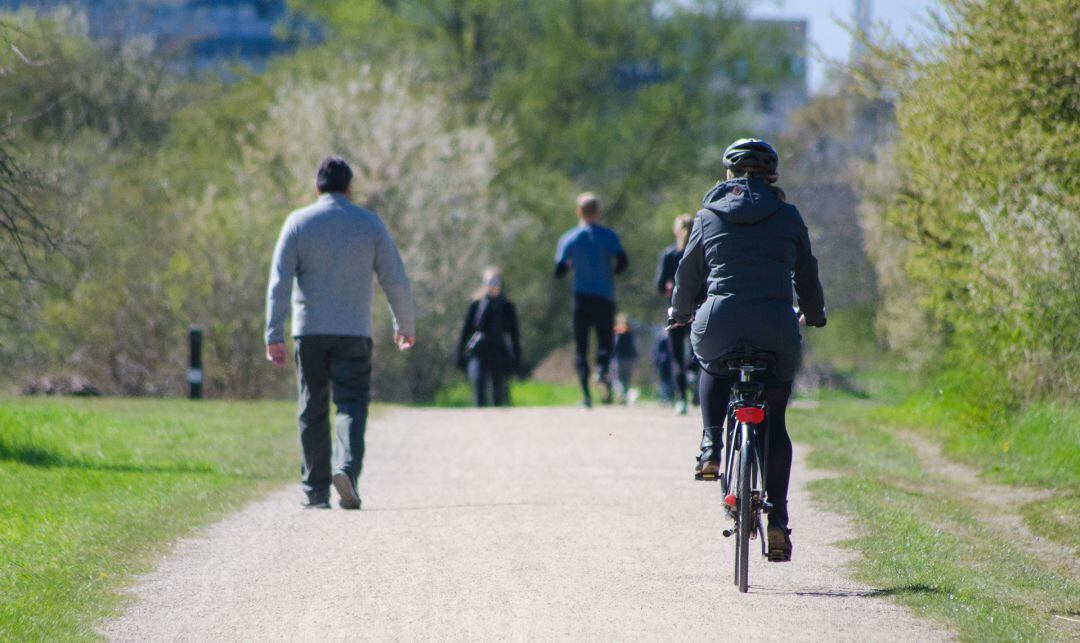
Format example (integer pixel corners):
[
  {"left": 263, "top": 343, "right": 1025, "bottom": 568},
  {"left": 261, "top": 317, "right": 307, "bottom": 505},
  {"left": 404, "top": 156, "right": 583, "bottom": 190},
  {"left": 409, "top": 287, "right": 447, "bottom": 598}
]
[
  {"left": 0, "top": 396, "right": 299, "bottom": 640},
  {"left": 874, "top": 393, "right": 1080, "bottom": 556},
  {"left": 791, "top": 395, "right": 1080, "bottom": 641},
  {"left": 433, "top": 380, "right": 582, "bottom": 407}
]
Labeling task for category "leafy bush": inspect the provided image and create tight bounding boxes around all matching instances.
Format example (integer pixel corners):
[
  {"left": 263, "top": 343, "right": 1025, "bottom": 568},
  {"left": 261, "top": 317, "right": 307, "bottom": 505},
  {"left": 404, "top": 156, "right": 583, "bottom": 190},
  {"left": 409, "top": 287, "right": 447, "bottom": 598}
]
[{"left": 865, "top": 0, "right": 1079, "bottom": 402}]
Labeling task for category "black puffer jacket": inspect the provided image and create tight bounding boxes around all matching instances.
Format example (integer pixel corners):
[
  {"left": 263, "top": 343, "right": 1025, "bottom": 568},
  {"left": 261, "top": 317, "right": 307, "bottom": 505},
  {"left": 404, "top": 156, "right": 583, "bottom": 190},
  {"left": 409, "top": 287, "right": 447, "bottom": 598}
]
[
  {"left": 456, "top": 295, "right": 521, "bottom": 373},
  {"left": 670, "top": 178, "right": 825, "bottom": 381}
]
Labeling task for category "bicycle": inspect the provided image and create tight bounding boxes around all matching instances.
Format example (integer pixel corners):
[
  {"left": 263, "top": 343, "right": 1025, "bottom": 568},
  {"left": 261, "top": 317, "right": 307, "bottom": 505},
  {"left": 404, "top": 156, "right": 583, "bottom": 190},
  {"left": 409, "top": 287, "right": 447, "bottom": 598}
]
[{"left": 715, "top": 351, "right": 776, "bottom": 593}]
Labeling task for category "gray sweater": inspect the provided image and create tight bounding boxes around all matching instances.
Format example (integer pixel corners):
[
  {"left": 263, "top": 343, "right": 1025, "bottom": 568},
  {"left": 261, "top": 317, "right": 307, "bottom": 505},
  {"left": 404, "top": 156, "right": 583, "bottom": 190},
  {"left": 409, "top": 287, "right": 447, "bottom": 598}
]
[{"left": 265, "top": 193, "right": 415, "bottom": 344}]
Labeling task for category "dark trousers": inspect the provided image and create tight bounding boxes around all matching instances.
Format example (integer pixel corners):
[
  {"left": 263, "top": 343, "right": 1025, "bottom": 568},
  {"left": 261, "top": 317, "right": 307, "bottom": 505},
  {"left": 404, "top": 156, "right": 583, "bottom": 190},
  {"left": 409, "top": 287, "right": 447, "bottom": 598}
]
[
  {"left": 699, "top": 369, "right": 793, "bottom": 526},
  {"left": 467, "top": 356, "right": 509, "bottom": 407},
  {"left": 572, "top": 293, "right": 615, "bottom": 397},
  {"left": 668, "top": 325, "right": 689, "bottom": 403},
  {"left": 294, "top": 335, "right": 372, "bottom": 503}
]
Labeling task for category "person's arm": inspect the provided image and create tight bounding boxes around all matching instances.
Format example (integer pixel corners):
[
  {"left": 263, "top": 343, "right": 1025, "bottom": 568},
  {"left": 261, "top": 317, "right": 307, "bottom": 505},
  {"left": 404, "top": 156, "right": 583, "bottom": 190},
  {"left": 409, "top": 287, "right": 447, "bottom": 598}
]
[
  {"left": 456, "top": 301, "right": 477, "bottom": 367},
  {"left": 612, "top": 231, "right": 628, "bottom": 275},
  {"left": 791, "top": 208, "right": 826, "bottom": 326},
  {"left": 507, "top": 301, "right": 522, "bottom": 370},
  {"left": 614, "top": 251, "right": 628, "bottom": 275},
  {"left": 373, "top": 219, "right": 416, "bottom": 346},
  {"left": 654, "top": 250, "right": 669, "bottom": 295},
  {"left": 554, "top": 233, "right": 571, "bottom": 279},
  {"left": 670, "top": 215, "right": 706, "bottom": 324},
  {"left": 265, "top": 220, "right": 298, "bottom": 363}
]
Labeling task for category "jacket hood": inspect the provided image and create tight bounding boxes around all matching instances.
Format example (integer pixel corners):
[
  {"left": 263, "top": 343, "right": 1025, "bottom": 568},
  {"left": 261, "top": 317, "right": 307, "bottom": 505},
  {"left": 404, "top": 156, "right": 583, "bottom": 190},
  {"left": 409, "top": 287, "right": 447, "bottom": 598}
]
[{"left": 701, "top": 178, "right": 784, "bottom": 224}]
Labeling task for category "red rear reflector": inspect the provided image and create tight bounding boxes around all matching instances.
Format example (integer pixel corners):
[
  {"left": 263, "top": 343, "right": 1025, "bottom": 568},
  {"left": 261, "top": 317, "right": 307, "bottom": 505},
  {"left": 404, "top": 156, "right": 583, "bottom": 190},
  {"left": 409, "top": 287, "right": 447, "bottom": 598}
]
[
  {"left": 734, "top": 407, "right": 765, "bottom": 424},
  {"left": 724, "top": 494, "right": 737, "bottom": 507}
]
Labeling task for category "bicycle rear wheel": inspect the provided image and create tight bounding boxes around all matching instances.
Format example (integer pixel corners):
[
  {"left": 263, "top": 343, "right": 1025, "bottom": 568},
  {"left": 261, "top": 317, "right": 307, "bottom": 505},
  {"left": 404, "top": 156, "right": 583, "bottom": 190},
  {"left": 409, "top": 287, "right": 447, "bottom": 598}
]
[
  {"left": 736, "top": 425, "right": 753, "bottom": 593},
  {"left": 734, "top": 440, "right": 743, "bottom": 587}
]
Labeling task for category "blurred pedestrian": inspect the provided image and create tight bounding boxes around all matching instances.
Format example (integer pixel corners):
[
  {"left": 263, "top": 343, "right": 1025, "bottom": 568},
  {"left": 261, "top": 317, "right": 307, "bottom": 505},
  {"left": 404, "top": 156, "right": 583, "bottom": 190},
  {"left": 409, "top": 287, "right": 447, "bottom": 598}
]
[
  {"left": 612, "top": 314, "right": 638, "bottom": 404},
  {"left": 456, "top": 266, "right": 522, "bottom": 407},
  {"left": 265, "top": 155, "right": 415, "bottom": 511},
  {"left": 655, "top": 213, "right": 704, "bottom": 415},
  {"left": 554, "top": 192, "right": 628, "bottom": 408},
  {"left": 652, "top": 329, "right": 675, "bottom": 405}
]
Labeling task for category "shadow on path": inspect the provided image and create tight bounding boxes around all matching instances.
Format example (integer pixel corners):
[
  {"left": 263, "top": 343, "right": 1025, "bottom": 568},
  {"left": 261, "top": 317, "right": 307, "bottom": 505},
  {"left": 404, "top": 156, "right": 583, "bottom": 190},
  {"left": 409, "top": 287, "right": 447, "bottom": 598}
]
[{"left": 751, "top": 583, "right": 943, "bottom": 599}]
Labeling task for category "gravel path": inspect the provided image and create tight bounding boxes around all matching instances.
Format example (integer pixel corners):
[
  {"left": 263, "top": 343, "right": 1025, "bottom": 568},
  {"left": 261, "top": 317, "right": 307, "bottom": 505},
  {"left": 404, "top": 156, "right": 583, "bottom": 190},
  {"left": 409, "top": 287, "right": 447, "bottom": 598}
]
[{"left": 102, "top": 406, "right": 951, "bottom": 641}]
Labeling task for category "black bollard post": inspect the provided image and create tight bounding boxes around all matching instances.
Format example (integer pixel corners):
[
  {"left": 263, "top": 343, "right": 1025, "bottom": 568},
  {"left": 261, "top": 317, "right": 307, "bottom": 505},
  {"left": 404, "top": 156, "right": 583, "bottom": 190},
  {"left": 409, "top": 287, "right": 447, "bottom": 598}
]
[{"left": 188, "top": 326, "right": 203, "bottom": 400}]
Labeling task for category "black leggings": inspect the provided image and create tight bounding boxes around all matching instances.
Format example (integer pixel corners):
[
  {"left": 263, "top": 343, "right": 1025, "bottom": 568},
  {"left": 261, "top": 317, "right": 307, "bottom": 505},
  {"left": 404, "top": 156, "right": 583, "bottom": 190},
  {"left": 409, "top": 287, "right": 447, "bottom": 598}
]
[
  {"left": 669, "top": 325, "right": 700, "bottom": 403},
  {"left": 699, "top": 369, "right": 793, "bottom": 525},
  {"left": 467, "top": 357, "right": 509, "bottom": 407},
  {"left": 572, "top": 294, "right": 615, "bottom": 396}
]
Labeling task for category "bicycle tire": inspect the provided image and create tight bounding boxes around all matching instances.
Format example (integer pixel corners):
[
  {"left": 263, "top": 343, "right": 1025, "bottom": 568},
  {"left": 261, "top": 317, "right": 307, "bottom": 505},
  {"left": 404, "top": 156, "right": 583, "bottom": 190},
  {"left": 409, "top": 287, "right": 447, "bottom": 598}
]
[
  {"left": 734, "top": 440, "right": 743, "bottom": 587},
  {"left": 737, "top": 425, "right": 753, "bottom": 593}
]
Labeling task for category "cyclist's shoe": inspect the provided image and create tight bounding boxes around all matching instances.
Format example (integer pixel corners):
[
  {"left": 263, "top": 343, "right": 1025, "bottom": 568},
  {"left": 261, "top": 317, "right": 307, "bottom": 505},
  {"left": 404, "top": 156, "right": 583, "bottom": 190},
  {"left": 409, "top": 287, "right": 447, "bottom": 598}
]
[
  {"left": 694, "top": 458, "right": 720, "bottom": 481},
  {"left": 675, "top": 399, "right": 688, "bottom": 415},
  {"left": 694, "top": 426, "right": 722, "bottom": 480},
  {"left": 332, "top": 472, "right": 361, "bottom": 510},
  {"left": 767, "top": 525, "right": 793, "bottom": 562}
]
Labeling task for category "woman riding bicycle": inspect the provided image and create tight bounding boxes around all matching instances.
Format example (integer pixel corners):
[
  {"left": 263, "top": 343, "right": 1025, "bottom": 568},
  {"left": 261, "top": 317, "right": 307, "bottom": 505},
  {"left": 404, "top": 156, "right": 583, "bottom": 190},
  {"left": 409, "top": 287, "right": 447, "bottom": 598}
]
[{"left": 668, "top": 138, "right": 826, "bottom": 562}]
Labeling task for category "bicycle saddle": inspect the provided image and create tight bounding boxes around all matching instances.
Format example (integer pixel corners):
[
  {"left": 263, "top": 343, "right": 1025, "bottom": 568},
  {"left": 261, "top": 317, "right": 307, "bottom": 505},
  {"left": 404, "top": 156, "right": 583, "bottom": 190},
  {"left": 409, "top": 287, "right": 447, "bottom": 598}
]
[{"left": 721, "top": 350, "right": 776, "bottom": 373}]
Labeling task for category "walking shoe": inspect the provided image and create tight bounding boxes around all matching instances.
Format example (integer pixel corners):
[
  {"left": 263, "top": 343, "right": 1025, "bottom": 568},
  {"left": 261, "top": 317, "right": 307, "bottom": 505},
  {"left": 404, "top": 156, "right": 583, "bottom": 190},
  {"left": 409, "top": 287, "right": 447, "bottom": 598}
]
[
  {"left": 675, "top": 400, "right": 688, "bottom": 415},
  {"left": 580, "top": 396, "right": 593, "bottom": 409},
  {"left": 767, "top": 525, "right": 793, "bottom": 562},
  {"left": 332, "top": 472, "right": 361, "bottom": 510},
  {"left": 300, "top": 497, "right": 330, "bottom": 509}
]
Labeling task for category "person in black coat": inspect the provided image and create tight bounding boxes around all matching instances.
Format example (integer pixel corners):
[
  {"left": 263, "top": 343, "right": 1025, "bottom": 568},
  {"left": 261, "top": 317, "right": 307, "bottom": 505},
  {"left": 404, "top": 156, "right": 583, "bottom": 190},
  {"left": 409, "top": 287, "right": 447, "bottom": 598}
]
[
  {"left": 655, "top": 213, "right": 700, "bottom": 414},
  {"left": 456, "top": 267, "right": 522, "bottom": 407}
]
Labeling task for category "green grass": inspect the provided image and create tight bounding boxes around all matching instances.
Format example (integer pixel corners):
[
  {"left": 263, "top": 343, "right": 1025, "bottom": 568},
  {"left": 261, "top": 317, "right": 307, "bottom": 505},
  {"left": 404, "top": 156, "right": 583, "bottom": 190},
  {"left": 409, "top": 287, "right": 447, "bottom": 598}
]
[
  {"left": 433, "top": 380, "right": 583, "bottom": 407},
  {"left": 876, "top": 395, "right": 1080, "bottom": 489},
  {"left": 1020, "top": 495, "right": 1080, "bottom": 556},
  {"left": 0, "top": 396, "right": 299, "bottom": 641},
  {"left": 872, "top": 389, "right": 1080, "bottom": 559},
  {"left": 792, "top": 396, "right": 1080, "bottom": 641}
]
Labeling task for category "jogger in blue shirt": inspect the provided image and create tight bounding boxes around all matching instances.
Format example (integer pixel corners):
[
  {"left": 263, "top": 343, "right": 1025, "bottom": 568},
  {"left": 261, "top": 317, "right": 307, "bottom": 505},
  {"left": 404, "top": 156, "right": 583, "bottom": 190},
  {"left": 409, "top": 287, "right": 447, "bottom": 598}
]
[{"left": 554, "top": 192, "right": 628, "bottom": 407}]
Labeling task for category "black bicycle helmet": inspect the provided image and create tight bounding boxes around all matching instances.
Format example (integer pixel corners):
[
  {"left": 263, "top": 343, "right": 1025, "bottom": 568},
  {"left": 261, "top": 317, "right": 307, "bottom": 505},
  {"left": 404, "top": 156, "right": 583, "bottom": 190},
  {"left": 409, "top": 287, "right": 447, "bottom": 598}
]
[{"left": 722, "top": 138, "right": 779, "bottom": 175}]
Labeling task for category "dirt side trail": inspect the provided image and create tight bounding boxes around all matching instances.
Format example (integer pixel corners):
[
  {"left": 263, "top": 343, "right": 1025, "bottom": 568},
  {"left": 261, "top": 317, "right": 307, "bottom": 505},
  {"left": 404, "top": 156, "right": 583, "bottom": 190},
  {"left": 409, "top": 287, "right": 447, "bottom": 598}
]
[{"left": 102, "top": 406, "right": 951, "bottom": 641}]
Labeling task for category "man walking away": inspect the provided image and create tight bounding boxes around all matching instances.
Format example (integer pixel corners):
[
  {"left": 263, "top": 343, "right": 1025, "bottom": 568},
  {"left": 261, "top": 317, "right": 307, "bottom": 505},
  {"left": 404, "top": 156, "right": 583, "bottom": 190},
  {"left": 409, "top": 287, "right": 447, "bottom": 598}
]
[
  {"left": 265, "top": 156, "right": 415, "bottom": 510},
  {"left": 554, "top": 192, "right": 628, "bottom": 408}
]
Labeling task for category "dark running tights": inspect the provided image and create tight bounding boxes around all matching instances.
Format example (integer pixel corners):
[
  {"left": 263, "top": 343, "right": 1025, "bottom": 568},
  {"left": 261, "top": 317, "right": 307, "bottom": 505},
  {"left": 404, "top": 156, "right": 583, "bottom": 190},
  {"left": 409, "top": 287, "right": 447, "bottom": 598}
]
[
  {"left": 668, "top": 325, "right": 689, "bottom": 403},
  {"left": 572, "top": 294, "right": 615, "bottom": 398},
  {"left": 699, "top": 369, "right": 793, "bottom": 525}
]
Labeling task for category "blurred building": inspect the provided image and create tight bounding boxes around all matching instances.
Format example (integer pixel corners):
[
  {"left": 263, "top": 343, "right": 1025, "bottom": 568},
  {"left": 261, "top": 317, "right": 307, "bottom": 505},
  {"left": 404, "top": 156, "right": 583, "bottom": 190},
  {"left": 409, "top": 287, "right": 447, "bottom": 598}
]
[
  {"left": 0, "top": 0, "right": 311, "bottom": 72},
  {"left": 733, "top": 19, "right": 809, "bottom": 136}
]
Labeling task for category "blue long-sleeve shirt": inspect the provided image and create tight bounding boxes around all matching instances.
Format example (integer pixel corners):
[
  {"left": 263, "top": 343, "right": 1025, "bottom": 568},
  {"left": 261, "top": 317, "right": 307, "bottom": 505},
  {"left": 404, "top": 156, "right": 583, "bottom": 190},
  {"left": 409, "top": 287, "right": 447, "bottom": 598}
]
[{"left": 554, "top": 223, "right": 627, "bottom": 301}]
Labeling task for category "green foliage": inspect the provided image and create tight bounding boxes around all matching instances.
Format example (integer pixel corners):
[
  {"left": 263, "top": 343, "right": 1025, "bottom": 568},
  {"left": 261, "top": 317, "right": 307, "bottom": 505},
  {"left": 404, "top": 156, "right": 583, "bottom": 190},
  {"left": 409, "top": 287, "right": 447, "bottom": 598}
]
[
  {"left": 869, "top": 0, "right": 1080, "bottom": 400},
  {"left": 0, "top": 397, "right": 298, "bottom": 640},
  {"left": 291, "top": 0, "right": 803, "bottom": 322},
  {"left": 3, "top": 4, "right": 804, "bottom": 400}
]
